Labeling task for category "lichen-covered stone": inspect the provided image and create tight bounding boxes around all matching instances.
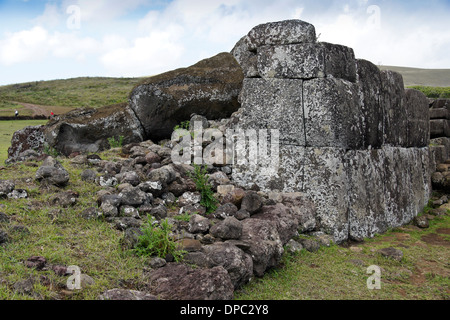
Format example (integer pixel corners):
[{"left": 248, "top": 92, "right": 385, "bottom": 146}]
[
  {"left": 356, "top": 59, "right": 384, "bottom": 148},
  {"left": 246, "top": 20, "right": 316, "bottom": 50},
  {"left": 237, "top": 78, "right": 304, "bottom": 146},
  {"left": 381, "top": 70, "right": 407, "bottom": 146},
  {"left": 257, "top": 43, "right": 325, "bottom": 79},
  {"left": 231, "top": 36, "right": 259, "bottom": 78},
  {"left": 303, "top": 78, "right": 363, "bottom": 149},
  {"left": 43, "top": 104, "right": 144, "bottom": 156},
  {"left": 7, "top": 126, "right": 45, "bottom": 163},
  {"left": 257, "top": 42, "right": 356, "bottom": 81},
  {"left": 404, "top": 88, "right": 430, "bottom": 147}
]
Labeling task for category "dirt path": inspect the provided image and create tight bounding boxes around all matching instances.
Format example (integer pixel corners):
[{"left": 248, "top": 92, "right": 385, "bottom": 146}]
[
  {"left": 12, "top": 101, "right": 53, "bottom": 117},
  {"left": 11, "top": 101, "right": 73, "bottom": 117}
]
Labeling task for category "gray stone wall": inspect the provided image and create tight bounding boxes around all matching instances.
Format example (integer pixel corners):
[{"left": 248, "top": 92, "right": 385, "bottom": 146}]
[{"left": 231, "top": 20, "right": 431, "bottom": 243}]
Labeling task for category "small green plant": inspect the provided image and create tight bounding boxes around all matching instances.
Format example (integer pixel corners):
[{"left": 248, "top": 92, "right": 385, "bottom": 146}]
[
  {"left": 188, "top": 164, "right": 218, "bottom": 214},
  {"left": 174, "top": 120, "right": 190, "bottom": 131},
  {"left": 133, "top": 217, "right": 185, "bottom": 262},
  {"left": 175, "top": 211, "right": 197, "bottom": 222},
  {"left": 173, "top": 120, "right": 198, "bottom": 139},
  {"left": 43, "top": 143, "right": 59, "bottom": 157},
  {"left": 107, "top": 135, "right": 124, "bottom": 149}
]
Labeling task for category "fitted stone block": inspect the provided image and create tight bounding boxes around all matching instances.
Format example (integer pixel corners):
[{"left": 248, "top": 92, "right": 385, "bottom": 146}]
[
  {"left": 231, "top": 36, "right": 259, "bottom": 78},
  {"left": 238, "top": 78, "right": 305, "bottom": 145},
  {"left": 234, "top": 146, "right": 351, "bottom": 243},
  {"left": 430, "top": 108, "right": 449, "bottom": 120},
  {"left": 302, "top": 148, "right": 350, "bottom": 243},
  {"left": 346, "top": 149, "right": 387, "bottom": 241},
  {"left": 256, "top": 42, "right": 356, "bottom": 82},
  {"left": 382, "top": 147, "right": 417, "bottom": 228},
  {"left": 430, "top": 119, "right": 450, "bottom": 138},
  {"left": 381, "top": 70, "right": 407, "bottom": 146},
  {"left": 404, "top": 88, "right": 430, "bottom": 147},
  {"left": 246, "top": 20, "right": 316, "bottom": 50},
  {"left": 231, "top": 144, "right": 303, "bottom": 193},
  {"left": 321, "top": 42, "right": 357, "bottom": 83},
  {"left": 257, "top": 43, "right": 325, "bottom": 79},
  {"left": 356, "top": 59, "right": 384, "bottom": 148},
  {"left": 303, "top": 78, "right": 363, "bottom": 149}
]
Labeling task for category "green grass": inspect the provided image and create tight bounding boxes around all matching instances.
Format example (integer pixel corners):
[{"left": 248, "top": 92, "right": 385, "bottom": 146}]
[
  {"left": 0, "top": 120, "right": 48, "bottom": 164},
  {"left": 408, "top": 86, "right": 450, "bottom": 99},
  {"left": 0, "top": 158, "right": 150, "bottom": 300},
  {"left": 235, "top": 212, "right": 450, "bottom": 300},
  {"left": 0, "top": 77, "right": 144, "bottom": 117}
]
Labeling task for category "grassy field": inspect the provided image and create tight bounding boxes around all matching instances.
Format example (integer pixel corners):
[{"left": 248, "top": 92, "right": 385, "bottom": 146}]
[
  {"left": 0, "top": 156, "right": 150, "bottom": 300},
  {"left": 0, "top": 77, "right": 144, "bottom": 117},
  {"left": 0, "top": 120, "right": 48, "bottom": 164},
  {"left": 235, "top": 211, "right": 450, "bottom": 300}
]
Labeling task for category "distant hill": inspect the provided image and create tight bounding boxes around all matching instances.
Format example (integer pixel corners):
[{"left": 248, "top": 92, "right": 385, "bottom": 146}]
[
  {"left": 378, "top": 66, "right": 450, "bottom": 87},
  {"left": 0, "top": 76, "right": 144, "bottom": 117}
]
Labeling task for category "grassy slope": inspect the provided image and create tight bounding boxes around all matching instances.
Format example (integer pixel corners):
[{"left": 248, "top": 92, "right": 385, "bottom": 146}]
[
  {"left": 0, "top": 77, "right": 144, "bottom": 116},
  {"left": 236, "top": 211, "right": 450, "bottom": 300}
]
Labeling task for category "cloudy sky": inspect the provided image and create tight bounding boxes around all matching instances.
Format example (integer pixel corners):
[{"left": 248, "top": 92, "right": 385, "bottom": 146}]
[{"left": 0, "top": 0, "right": 449, "bottom": 86}]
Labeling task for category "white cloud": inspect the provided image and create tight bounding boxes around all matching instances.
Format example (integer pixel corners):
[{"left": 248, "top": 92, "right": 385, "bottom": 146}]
[
  {"left": 100, "top": 26, "right": 185, "bottom": 77},
  {"left": 0, "top": 27, "right": 49, "bottom": 65},
  {"left": 0, "top": 26, "right": 100, "bottom": 66}
]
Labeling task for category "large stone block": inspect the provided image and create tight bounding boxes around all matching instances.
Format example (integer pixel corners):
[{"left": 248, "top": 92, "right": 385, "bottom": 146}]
[
  {"left": 356, "top": 59, "right": 384, "bottom": 148},
  {"left": 346, "top": 149, "right": 387, "bottom": 241},
  {"left": 431, "top": 99, "right": 450, "bottom": 110},
  {"left": 231, "top": 144, "right": 301, "bottom": 193},
  {"left": 381, "top": 70, "right": 407, "bottom": 146},
  {"left": 302, "top": 148, "right": 350, "bottom": 243},
  {"left": 257, "top": 43, "right": 325, "bottom": 79},
  {"left": 382, "top": 147, "right": 417, "bottom": 228},
  {"left": 256, "top": 42, "right": 356, "bottom": 82},
  {"left": 321, "top": 42, "right": 357, "bottom": 83},
  {"left": 430, "top": 119, "right": 450, "bottom": 138},
  {"left": 404, "top": 88, "right": 430, "bottom": 147},
  {"left": 303, "top": 78, "right": 363, "bottom": 149},
  {"left": 430, "top": 108, "right": 449, "bottom": 120},
  {"left": 246, "top": 20, "right": 316, "bottom": 51},
  {"left": 238, "top": 78, "right": 305, "bottom": 145},
  {"left": 412, "top": 147, "right": 432, "bottom": 211},
  {"left": 231, "top": 36, "right": 259, "bottom": 78}
]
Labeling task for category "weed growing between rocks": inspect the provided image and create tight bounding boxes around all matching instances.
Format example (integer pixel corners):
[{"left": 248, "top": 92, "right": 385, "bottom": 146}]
[
  {"left": 188, "top": 164, "right": 218, "bottom": 214},
  {"left": 133, "top": 217, "right": 186, "bottom": 262},
  {"left": 107, "top": 136, "right": 125, "bottom": 149},
  {"left": 174, "top": 121, "right": 190, "bottom": 132}
]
